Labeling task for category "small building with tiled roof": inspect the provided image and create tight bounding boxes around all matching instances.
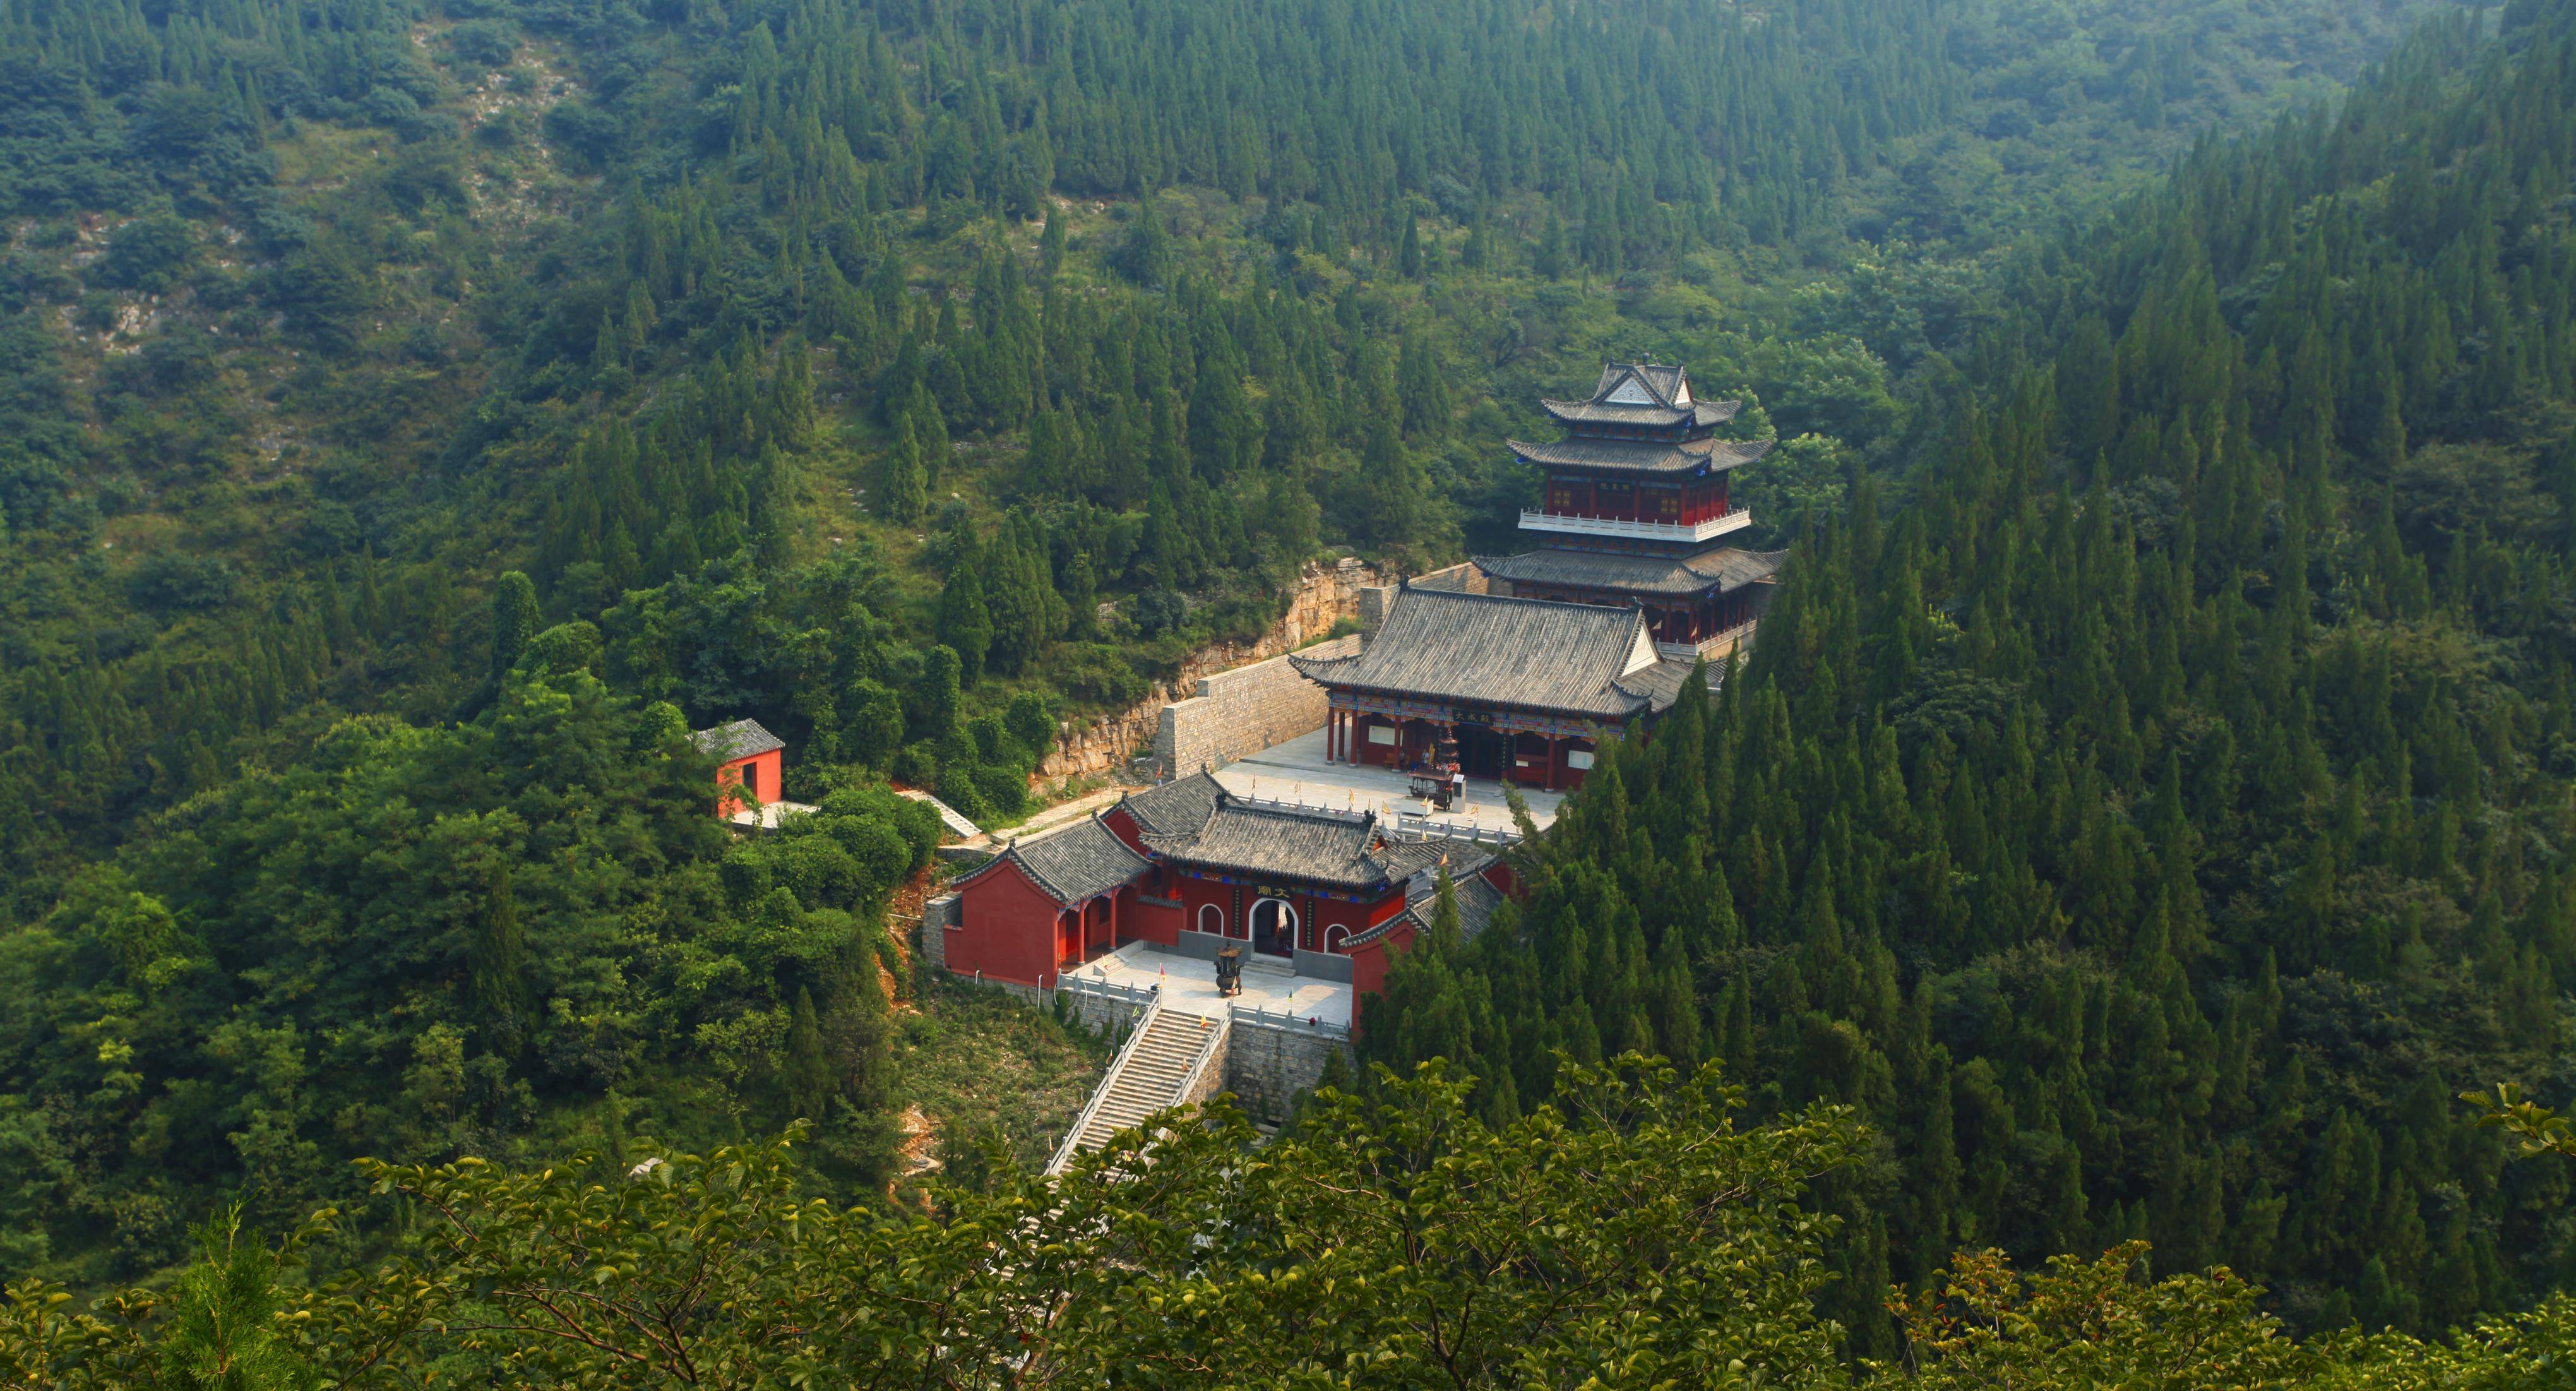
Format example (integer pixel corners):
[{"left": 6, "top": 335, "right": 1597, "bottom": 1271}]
[
  {"left": 691, "top": 718, "right": 785, "bottom": 816},
  {"left": 944, "top": 816, "right": 1152, "bottom": 988},
  {"left": 1287, "top": 585, "right": 1697, "bottom": 791}
]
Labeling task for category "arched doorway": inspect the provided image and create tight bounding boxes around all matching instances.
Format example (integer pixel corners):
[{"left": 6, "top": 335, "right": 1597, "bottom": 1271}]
[
  {"left": 1323, "top": 924, "right": 1349, "bottom": 955},
  {"left": 1196, "top": 903, "right": 1225, "bottom": 938},
  {"left": 1249, "top": 898, "right": 1298, "bottom": 958}
]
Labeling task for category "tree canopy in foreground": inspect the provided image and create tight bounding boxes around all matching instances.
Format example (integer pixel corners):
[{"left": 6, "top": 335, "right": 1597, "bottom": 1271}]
[{"left": 4, "top": 1059, "right": 2572, "bottom": 1390}]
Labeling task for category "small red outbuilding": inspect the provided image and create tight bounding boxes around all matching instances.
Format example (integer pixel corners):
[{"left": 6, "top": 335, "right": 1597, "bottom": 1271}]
[{"left": 691, "top": 718, "right": 785, "bottom": 817}]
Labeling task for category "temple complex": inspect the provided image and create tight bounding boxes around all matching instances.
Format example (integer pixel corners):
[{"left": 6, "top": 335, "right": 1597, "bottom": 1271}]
[
  {"left": 1476, "top": 361, "right": 1784, "bottom": 656},
  {"left": 939, "top": 772, "right": 1510, "bottom": 1010},
  {"left": 933, "top": 358, "right": 1777, "bottom": 1032}
]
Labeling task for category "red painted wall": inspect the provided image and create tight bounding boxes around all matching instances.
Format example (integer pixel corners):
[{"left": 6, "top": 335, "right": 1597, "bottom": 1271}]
[
  {"left": 1164, "top": 866, "right": 1406, "bottom": 953},
  {"left": 1100, "top": 805, "right": 1147, "bottom": 853},
  {"left": 1352, "top": 713, "right": 1403, "bottom": 767},
  {"left": 950, "top": 857, "right": 1068, "bottom": 989},
  {"left": 1347, "top": 920, "right": 1413, "bottom": 1017},
  {"left": 1350, "top": 862, "right": 1523, "bottom": 1030},
  {"left": 717, "top": 749, "right": 784, "bottom": 816},
  {"left": 1124, "top": 888, "right": 1183, "bottom": 946}
]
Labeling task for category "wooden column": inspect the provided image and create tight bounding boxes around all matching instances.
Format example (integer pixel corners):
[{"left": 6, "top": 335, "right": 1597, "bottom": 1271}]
[{"left": 1544, "top": 736, "right": 1559, "bottom": 792}]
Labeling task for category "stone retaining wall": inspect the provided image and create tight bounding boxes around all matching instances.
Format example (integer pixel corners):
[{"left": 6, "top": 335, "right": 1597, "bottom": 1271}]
[
  {"left": 1180, "top": 1020, "right": 1231, "bottom": 1109},
  {"left": 1155, "top": 633, "right": 1361, "bottom": 779},
  {"left": 1224, "top": 1017, "right": 1351, "bottom": 1123},
  {"left": 1357, "top": 559, "right": 1491, "bottom": 635},
  {"left": 1035, "top": 557, "right": 1383, "bottom": 791},
  {"left": 919, "top": 893, "right": 958, "bottom": 972}
]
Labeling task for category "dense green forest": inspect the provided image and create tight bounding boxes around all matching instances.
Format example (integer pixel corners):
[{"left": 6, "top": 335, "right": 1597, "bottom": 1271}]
[
  {"left": 1368, "top": 0, "right": 2576, "bottom": 1357},
  {"left": 3, "top": 1062, "right": 2573, "bottom": 1388},
  {"left": 0, "top": 0, "right": 2549, "bottom": 1362}
]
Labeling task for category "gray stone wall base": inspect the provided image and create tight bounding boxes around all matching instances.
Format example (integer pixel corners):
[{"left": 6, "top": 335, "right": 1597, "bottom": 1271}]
[
  {"left": 1222, "top": 1017, "right": 1351, "bottom": 1124},
  {"left": 1157, "top": 633, "right": 1361, "bottom": 779}
]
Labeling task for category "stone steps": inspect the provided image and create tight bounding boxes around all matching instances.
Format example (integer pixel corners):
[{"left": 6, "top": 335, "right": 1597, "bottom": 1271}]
[{"left": 1066, "top": 1010, "right": 1225, "bottom": 1157}]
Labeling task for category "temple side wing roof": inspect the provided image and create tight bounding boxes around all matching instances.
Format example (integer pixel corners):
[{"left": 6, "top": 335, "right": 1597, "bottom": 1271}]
[{"left": 953, "top": 815, "right": 1149, "bottom": 905}]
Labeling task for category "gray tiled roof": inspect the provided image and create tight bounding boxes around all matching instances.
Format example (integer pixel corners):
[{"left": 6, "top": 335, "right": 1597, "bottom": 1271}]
[
  {"left": 1611, "top": 657, "right": 1702, "bottom": 713},
  {"left": 1138, "top": 801, "right": 1393, "bottom": 891},
  {"left": 1597, "top": 361, "right": 1686, "bottom": 405},
  {"left": 1475, "top": 547, "right": 1786, "bottom": 598},
  {"left": 690, "top": 718, "right": 784, "bottom": 761},
  {"left": 1287, "top": 588, "right": 1661, "bottom": 719},
  {"left": 1349, "top": 861, "right": 1507, "bottom": 948},
  {"left": 1507, "top": 434, "right": 1774, "bottom": 476},
  {"left": 1117, "top": 770, "right": 1225, "bottom": 836},
  {"left": 953, "top": 815, "right": 1148, "bottom": 905},
  {"left": 1538, "top": 397, "right": 1742, "bottom": 429}
]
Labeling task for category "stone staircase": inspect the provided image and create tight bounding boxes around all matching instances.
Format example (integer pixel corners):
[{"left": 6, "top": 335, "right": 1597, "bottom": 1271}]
[{"left": 1046, "top": 1003, "right": 1229, "bottom": 1175}]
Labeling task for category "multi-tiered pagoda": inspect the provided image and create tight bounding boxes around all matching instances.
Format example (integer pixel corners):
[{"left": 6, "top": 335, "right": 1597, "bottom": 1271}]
[{"left": 1475, "top": 362, "right": 1783, "bottom": 657}]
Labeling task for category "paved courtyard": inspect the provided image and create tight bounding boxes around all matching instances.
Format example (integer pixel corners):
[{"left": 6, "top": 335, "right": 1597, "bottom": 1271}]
[
  {"left": 1210, "top": 727, "right": 1564, "bottom": 833},
  {"left": 1065, "top": 941, "right": 1354, "bottom": 1029}
]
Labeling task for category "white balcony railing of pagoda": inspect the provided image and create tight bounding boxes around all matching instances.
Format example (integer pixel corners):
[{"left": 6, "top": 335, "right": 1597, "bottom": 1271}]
[{"left": 1518, "top": 508, "right": 1752, "bottom": 544}]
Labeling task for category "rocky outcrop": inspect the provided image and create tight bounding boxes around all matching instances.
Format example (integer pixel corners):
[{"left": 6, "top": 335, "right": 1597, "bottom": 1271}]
[{"left": 1035, "top": 558, "right": 1382, "bottom": 790}]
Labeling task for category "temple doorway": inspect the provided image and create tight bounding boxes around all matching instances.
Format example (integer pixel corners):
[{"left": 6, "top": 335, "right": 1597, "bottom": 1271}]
[
  {"left": 1454, "top": 722, "right": 1506, "bottom": 780},
  {"left": 1250, "top": 897, "right": 1298, "bottom": 958}
]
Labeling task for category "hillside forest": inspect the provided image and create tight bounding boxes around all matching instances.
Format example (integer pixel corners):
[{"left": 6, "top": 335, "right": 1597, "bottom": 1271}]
[{"left": 1, "top": 0, "right": 2571, "bottom": 1375}]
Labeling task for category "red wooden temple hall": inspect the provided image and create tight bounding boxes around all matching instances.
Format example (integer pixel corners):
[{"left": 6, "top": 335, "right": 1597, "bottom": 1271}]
[
  {"left": 1476, "top": 361, "right": 1784, "bottom": 655},
  {"left": 1287, "top": 585, "right": 1698, "bottom": 791},
  {"left": 939, "top": 771, "right": 1513, "bottom": 1009}
]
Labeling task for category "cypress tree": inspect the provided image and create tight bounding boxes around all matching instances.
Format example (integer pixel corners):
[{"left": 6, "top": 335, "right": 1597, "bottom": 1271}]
[
  {"left": 468, "top": 861, "right": 527, "bottom": 1051},
  {"left": 784, "top": 986, "right": 832, "bottom": 1120},
  {"left": 488, "top": 571, "right": 538, "bottom": 685},
  {"left": 936, "top": 531, "right": 994, "bottom": 684}
]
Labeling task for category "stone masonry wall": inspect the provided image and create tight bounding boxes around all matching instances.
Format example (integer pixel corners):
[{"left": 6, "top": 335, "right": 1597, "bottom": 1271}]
[
  {"left": 1179, "top": 1018, "right": 1231, "bottom": 1109},
  {"left": 1356, "top": 559, "right": 1490, "bottom": 635},
  {"left": 1155, "top": 633, "right": 1361, "bottom": 779},
  {"left": 1034, "top": 557, "right": 1383, "bottom": 792},
  {"left": 1223, "top": 1018, "right": 1351, "bottom": 1123},
  {"left": 918, "top": 893, "right": 958, "bottom": 972}
]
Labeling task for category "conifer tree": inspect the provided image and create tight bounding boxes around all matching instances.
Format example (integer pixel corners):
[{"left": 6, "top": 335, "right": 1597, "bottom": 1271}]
[
  {"left": 488, "top": 571, "right": 539, "bottom": 685},
  {"left": 936, "top": 530, "right": 994, "bottom": 684},
  {"left": 468, "top": 861, "right": 527, "bottom": 1051}
]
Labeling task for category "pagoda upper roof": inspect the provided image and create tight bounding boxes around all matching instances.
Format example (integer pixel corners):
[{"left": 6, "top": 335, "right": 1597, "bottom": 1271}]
[
  {"left": 1474, "top": 547, "right": 1786, "bottom": 598},
  {"left": 952, "top": 815, "right": 1149, "bottom": 906},
  {"left": 1539, "top": 397, "right": 1742, "bottom": 429},
  {"left": 1287, "top": 587, "right": 1693, "bottom": 719},
  {"left": 1506, "top": 434, "right": 1775, "bottom": 476},
  {"left": 1537, "top": 361, "right": 1741, "bottom": 429}
]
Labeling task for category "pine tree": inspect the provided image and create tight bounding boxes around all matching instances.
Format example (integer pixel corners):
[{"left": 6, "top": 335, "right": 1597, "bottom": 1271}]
[{"left": 936, "top": 530, "right": 994, "bottom": 684}]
